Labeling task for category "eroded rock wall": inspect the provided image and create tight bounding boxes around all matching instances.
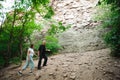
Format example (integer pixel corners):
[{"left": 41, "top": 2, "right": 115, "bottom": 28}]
[{"left": 52, "top": 0, "right": 106, "bottom": 53}]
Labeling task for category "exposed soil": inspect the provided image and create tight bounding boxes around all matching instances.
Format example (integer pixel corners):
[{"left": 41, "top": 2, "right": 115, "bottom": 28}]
[{"left": 1, "top": 48, "right": 120, "bottom": 80}]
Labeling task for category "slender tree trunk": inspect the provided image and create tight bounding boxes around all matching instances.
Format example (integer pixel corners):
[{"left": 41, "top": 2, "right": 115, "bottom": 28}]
[
  {"left": 19, "top": 43, "right": 23, "bottom": 66},
  {"left": 19, "top": 11, "right": 29, "bottom": 64},
  {"left": 7, "top": 1, "right": 17, "bottom": 65}
]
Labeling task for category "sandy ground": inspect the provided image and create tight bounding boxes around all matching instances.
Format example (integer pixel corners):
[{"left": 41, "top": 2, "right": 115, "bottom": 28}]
[{"left": 1, "top": 48, "right": 120, "bottom": 80}]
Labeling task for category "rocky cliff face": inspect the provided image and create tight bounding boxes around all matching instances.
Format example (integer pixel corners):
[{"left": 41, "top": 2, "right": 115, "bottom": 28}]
[{"left": 52, "top": 0, "right": 106, "bottom": 53}]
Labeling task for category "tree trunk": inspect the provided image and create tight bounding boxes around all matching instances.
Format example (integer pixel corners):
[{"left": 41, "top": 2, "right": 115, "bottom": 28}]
[
  {"left": 6, "top": 1, "right": 17, "bottom": 66},
  {"left": 19, "top": 11, "right": 29, "bottom": 64}
]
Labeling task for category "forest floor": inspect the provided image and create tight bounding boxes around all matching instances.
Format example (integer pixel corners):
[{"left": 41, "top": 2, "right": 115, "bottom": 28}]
[{"left": 1, "top": 48, "right": 120, "bottom": 80}]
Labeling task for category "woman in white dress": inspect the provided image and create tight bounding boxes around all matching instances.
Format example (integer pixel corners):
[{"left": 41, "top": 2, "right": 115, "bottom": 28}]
[{"left": 18, "top": 44, "right": 35, "bottom": 75}]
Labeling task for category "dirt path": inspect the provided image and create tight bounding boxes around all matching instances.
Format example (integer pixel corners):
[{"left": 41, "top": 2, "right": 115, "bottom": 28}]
[{"left": 1, "top": 48, "right": 120, "bottom": 80}]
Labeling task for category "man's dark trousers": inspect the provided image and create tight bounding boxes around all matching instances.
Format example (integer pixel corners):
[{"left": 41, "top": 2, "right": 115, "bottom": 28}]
[{"left": 38, "top": 54, "right": 48, "bottom": 69}]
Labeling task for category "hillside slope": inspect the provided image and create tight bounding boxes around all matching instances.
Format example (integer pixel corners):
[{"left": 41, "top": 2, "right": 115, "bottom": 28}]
[{"left": 52, "top": 0, "right": 106, "bottom": 53}]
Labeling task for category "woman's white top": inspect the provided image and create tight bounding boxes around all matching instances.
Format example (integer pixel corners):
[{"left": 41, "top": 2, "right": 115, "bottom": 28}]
[{"left": 28, "top": 48, "right": 34, "bottom": 57}]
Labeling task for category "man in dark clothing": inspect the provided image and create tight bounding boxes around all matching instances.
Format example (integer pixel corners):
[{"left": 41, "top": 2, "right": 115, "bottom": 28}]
[{"left": 38, "top": 41, "right": 48, "bottom": 70}]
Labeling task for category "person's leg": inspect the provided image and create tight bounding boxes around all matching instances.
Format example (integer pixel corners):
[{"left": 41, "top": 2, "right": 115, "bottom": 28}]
[
  {"left": 38, "top": 56, "right": 42, "bottom": 69},
  {"left": 22, "top": 56, "right": 29, "bottom": 70},
  {"left": 43, "top": 55, "right": 48, "bottom": 66},
  {"left": 29, "top": 55, "right": 34, "bottom": 72},
  {"left": 18, "top": 56, "right": 29, "bottom": 75}
]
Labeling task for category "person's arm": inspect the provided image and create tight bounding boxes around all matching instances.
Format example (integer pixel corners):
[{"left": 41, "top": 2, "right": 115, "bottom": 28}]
[
  {"left": 38, "top": 51, "right": 40, "bottom": 56},
  {"left": 38, "top": 45, "right": 41, "bottom": 56},
  {"left": 33, "top": 51, "right": 37, "bottom": 57}
]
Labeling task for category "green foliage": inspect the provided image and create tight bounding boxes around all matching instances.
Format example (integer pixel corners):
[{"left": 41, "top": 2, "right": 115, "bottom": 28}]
[
  {"left": 34, "top": 40, "right": 42, "bottom": 51},
  {"left": 31, "top": 0, "right": 49, "bottom": 5},
  {"left": 0, "top": 0, "right": 50, "bottom": 67},
  {"left": 44, "top": 6, "right": 54, "bottom": 19},
  {"left": 22, "top": 53, "right": 27, "bottom": 60},
  {"left": 45, "top": 35, "right": 61, "bottom": 53},
  {"left": 0, "top": 0, "right": 69, "bottom": 67},
  {"left": 41, "top": 22, "right": 70, "bottom": 53},
  {"left": 0, "top": 10, "right": 39, "bottom": 56},
  {"left": 35, "top": 35, "right": 61, "bottom": 53},
  {"left": 48, "top": 21, "right": 70, "bottom": 35},
  {"left": 10, "top": 57, "right": 21, "bottom": 65},
  {"left": 103, "top": 0, "right": 120, "bottom": 6},
  {"left": 34, "top": 21, "right": 71, "bottom": 54},
  {"left": 0, "top": 55, "right": 5, "bottom": 67},
  {"left": 21, "top": 0, "right": 50, "bottom": 6},
  {"left": 96, "top": 1, "right": 120, "bottom": 57}
]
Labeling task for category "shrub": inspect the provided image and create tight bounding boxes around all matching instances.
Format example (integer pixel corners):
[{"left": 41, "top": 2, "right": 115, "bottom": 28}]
[
  {"left": 9, "top": 57, "right": 21, "bottom": 65},
  {"left": 44, "top": 6, "right": 54, "bottom": 19},
  {"left": 22, "top": 53, "right": 27, "bottom": 60},
  {"left": 0, "top": 55, "right": 5, "bottom": 67},
  {"left": 45, "top": 35, "right": 61, "bottom": 53},
  {"left": 35, "top": 35, "right": 61, "bottom": 54},
  {"left": 95, "top": 2, "right": 120, "bottom": 57}
]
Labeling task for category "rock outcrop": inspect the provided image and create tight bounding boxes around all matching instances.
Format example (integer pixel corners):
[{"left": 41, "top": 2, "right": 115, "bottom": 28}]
[{"left": 52, "top": 0, "right": 106, "bottom": 53}]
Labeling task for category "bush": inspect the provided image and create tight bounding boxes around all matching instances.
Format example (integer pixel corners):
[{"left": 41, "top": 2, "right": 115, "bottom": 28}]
[
  {"left": 104, "top": 28, "right": 120, "bottom": 56},
  {"left": 0, "top": 55, "right": 5, "bottom": 67},
  {"left": 10, "top": 57, "right": 21, "bottom": 65},
  {"left": 95, "top": 2, "right": 120, "bottom": 57},
  {"left": 103, "top": 8, "right": 120, "bottom": 57},
  {"left": 35, "top": 35, "right": 61, "bottom": 54},
  {"left": 45, "top": 35, "right": 61, "bottom": 53},
  {"left": 22, "top": 53, "right": 27, "bottom": 60},
  {"left": 44, "top": 6, "right": 54, "bottom": 19}
]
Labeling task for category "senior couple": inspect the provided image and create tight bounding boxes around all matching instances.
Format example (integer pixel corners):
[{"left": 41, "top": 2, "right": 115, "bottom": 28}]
[{"left": 18, "top": 40, "right": 48, "bottom": 75}]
